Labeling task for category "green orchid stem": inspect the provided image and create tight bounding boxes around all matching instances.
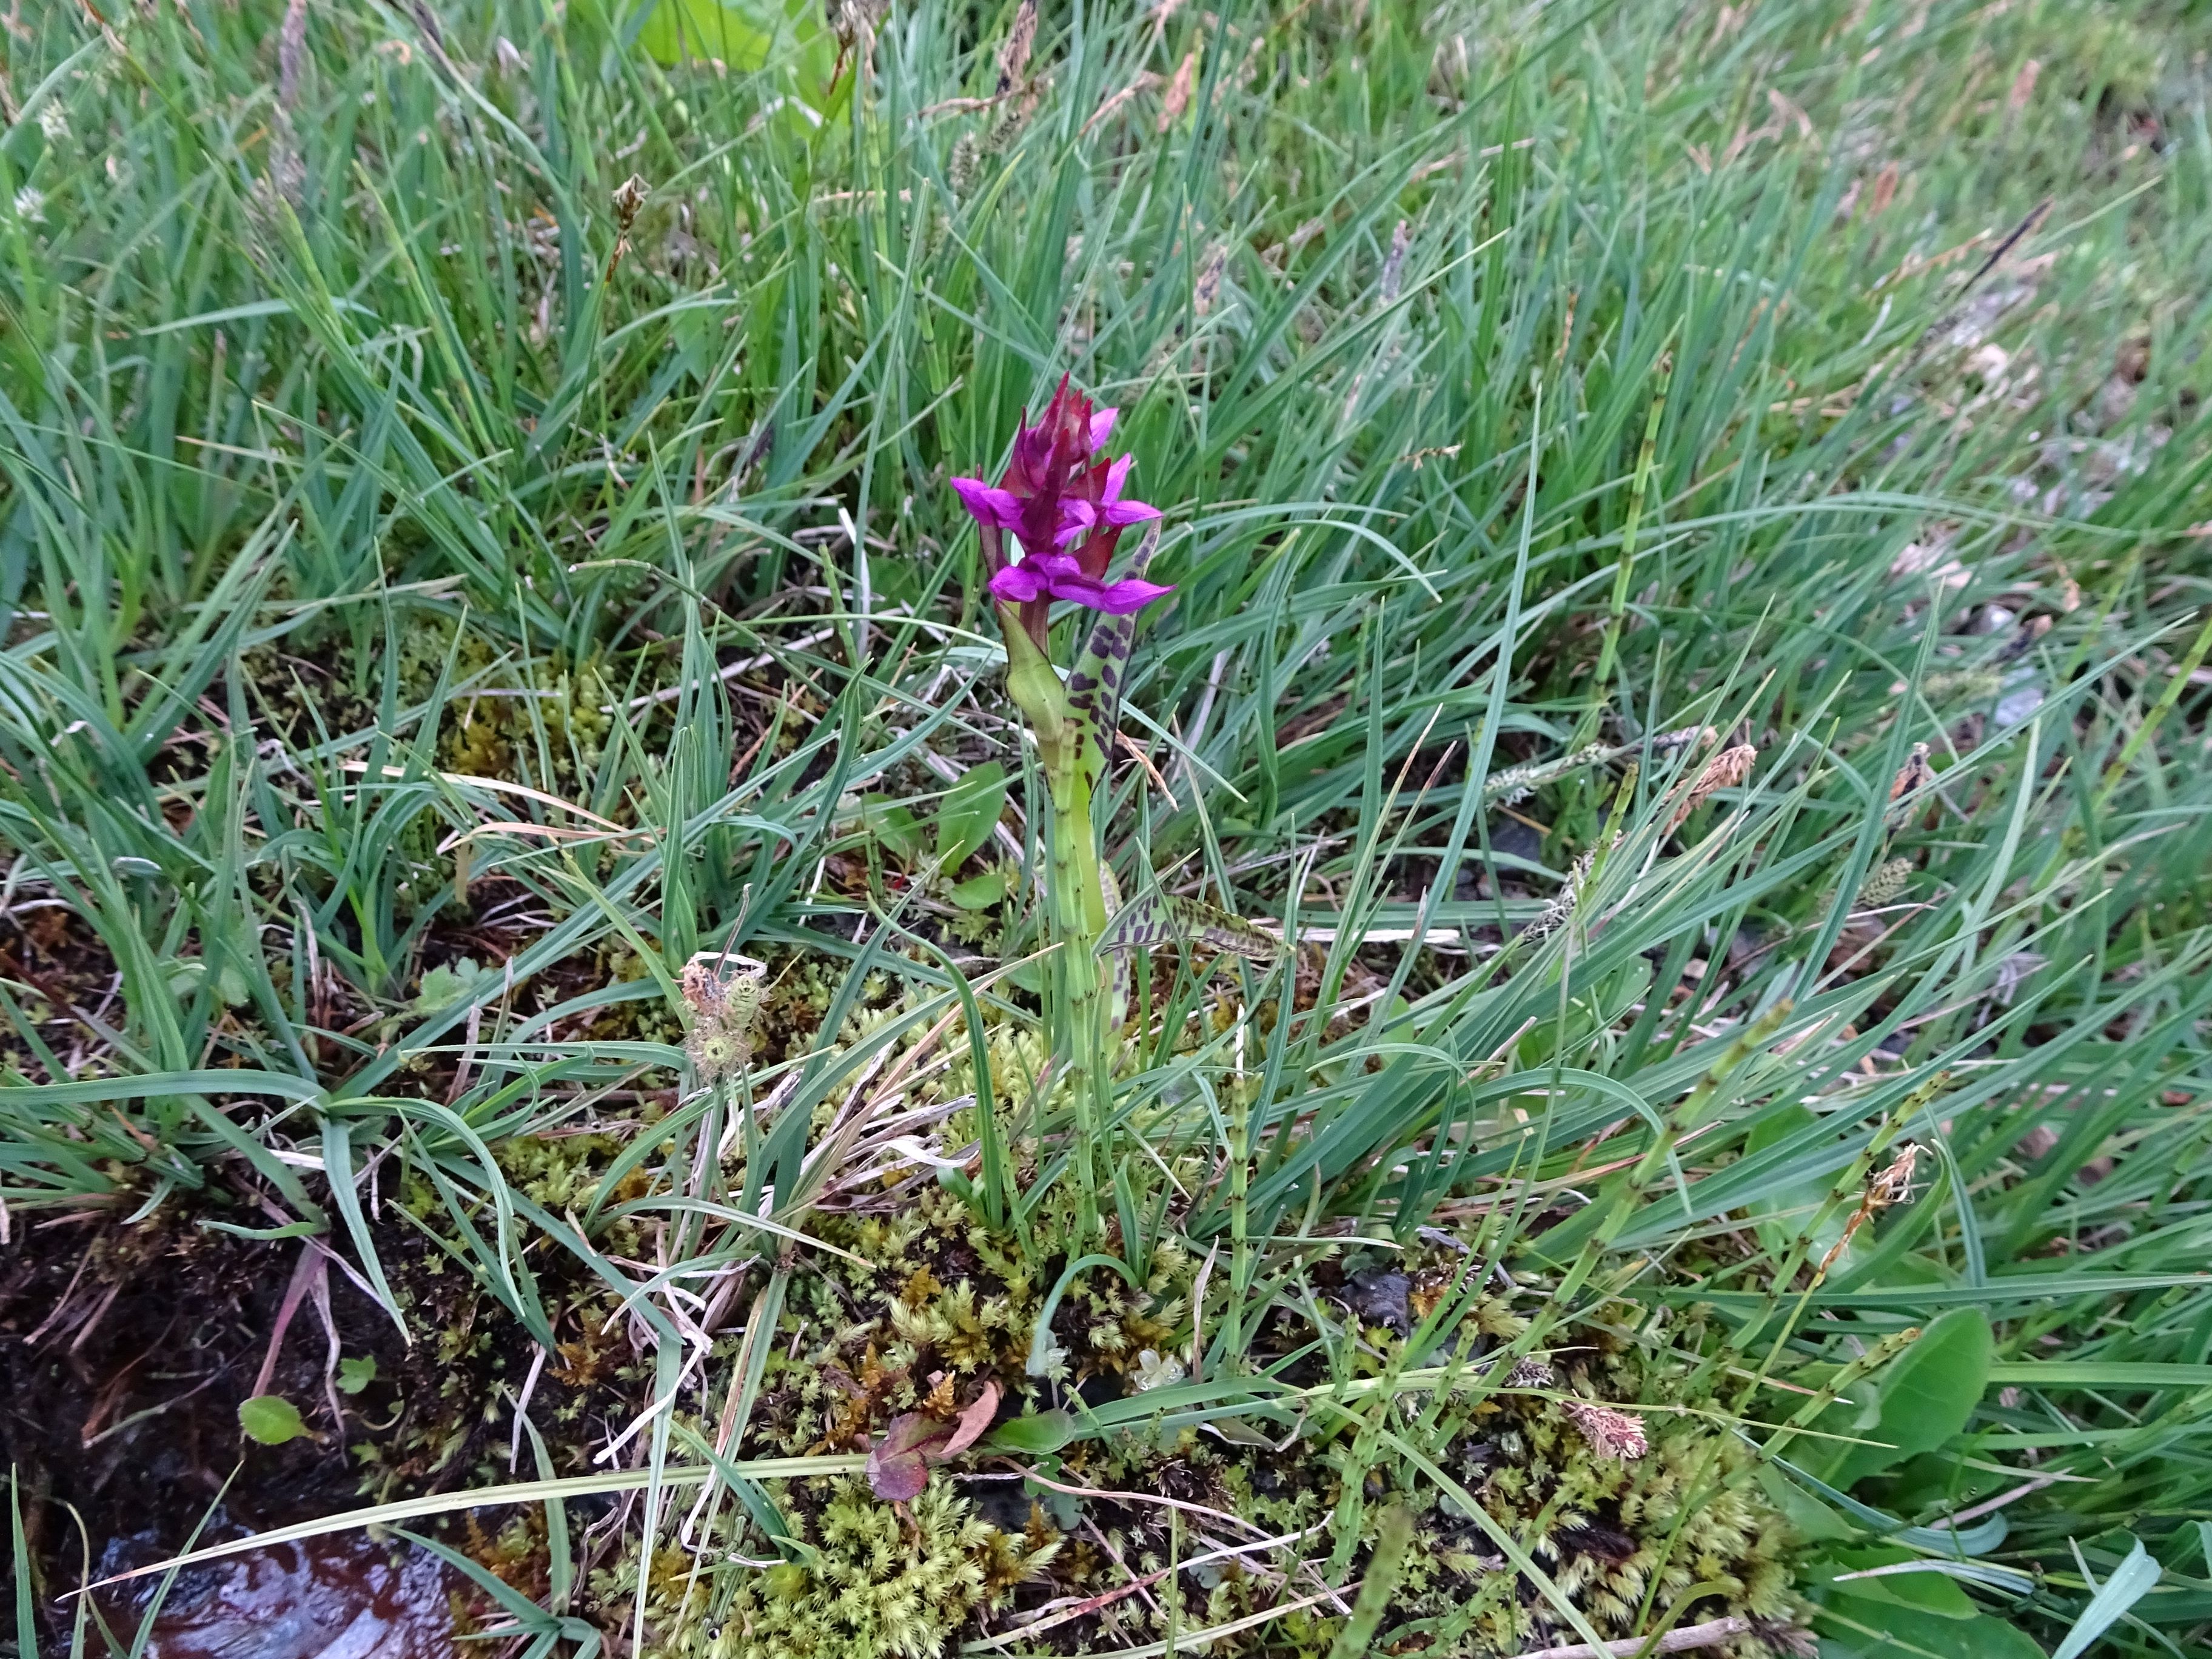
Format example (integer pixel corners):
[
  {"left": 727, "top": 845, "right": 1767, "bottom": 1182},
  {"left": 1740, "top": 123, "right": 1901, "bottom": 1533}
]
[{"left": 1000, "top": 603, "right": 1112, "bottom": 1249}]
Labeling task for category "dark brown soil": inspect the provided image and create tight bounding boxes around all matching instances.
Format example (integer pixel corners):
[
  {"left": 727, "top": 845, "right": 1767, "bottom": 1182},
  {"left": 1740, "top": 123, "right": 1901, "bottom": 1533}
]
[{"left": 0, "top": 1214, "right": 401, "bottom": 1640}]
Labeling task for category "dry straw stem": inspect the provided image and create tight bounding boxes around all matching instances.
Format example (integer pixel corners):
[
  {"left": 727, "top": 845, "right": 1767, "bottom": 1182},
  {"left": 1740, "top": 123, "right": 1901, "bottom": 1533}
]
[{"left": 1503, "top": 1615, "right": 1763, "bottom": 1659}]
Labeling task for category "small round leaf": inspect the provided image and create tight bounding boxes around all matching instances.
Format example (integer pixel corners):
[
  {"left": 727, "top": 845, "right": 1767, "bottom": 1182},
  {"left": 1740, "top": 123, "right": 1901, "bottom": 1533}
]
[{"left": 238, "top": 1395, "right": 309, "bottom": 1446}]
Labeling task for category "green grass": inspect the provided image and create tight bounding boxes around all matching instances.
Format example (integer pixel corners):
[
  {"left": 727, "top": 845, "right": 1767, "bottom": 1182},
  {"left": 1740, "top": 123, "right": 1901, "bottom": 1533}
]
[{"left": 3, "top": 0, "right": 2212, "bottom": 1654}]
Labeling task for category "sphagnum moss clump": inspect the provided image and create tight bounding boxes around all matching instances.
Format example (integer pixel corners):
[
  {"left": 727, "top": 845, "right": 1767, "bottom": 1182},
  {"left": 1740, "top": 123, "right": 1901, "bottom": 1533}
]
[
  {"left": 595, "top": 1190, "right": 1804, "bottom": 1658},
  {"left": 1024, "top": 1313, "right": 1805, "bottom": 1657},
  {"left": 599, "top": 1476, "right": 1057, "bottom": 1659}
]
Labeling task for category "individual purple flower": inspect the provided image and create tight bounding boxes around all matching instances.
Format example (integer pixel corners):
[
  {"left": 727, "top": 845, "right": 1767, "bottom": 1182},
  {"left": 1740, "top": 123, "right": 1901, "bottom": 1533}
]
[
  {"left": 950, "top": 377, "right": 1170, "bottom": 643},
  {"left": 949, "top": 477, "right": 1021, "bottom": 531},
  {"left": 987, "top": 552, "right": 1173, "bottom": 615}
]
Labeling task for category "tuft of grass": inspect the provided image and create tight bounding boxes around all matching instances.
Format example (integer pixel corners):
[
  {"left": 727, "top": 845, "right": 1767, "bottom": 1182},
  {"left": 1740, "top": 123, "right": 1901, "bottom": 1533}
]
[{"left": 2, "top": 0, "right": 2210, "bottom": 1654}]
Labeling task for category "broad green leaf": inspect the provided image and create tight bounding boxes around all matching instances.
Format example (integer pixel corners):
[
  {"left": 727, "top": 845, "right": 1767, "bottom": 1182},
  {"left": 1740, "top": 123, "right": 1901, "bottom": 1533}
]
[
  {"left": 412, "top": 957, "right": 484, "bottom": 1014},
  {"left": 1815, "top": 1605, "right": 2042, "bottom": 1659},
  {"left": 1832, "top": 1307, "right": 1994, "bottom": 1488},
  {"left": 935, "top": 762, "right": 1007, "bottom": 870},
  {"left": 337, "top": 1355, "right": 378, "bottom": 1395},
  {"left": 861, "top": 795, "right": 923, "bottom": 864},
  {"left": 949, "top": 868, "right": 1010, "bottom": 909},
  {"left": 632, "top": 0, "right": 834, "bottom": 101},
  {"left": 238, "top": 1395, "right": 309, "bottom": 1446},
  {"left": 1816, "top": 1547, "right": 1978, "bottom": 1618},
  {"left": 983, "top": 1411, "right": 1077, "bottom": 1455}
]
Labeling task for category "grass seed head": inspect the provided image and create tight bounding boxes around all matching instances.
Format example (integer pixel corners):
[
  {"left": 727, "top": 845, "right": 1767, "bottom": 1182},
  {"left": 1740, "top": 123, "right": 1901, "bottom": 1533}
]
[
  {"left": 1666, "top": 742, "right": 1757, "bottom": 831},
  {"left": 1865, "top": 1142, "right": 1920, "bottom": 1210},
  {"left": 1561, "top": 1399, "right": 1648, "bottom": 1460},
  {"left": 1889, "top": 740, "right": 1934, "bottom": 803},
  {"left": 995, "top": 0, "right": 1036, "bottom": 97},
  {"left": 1854, "top": 854, "right": 1915, "bottom": 909}
]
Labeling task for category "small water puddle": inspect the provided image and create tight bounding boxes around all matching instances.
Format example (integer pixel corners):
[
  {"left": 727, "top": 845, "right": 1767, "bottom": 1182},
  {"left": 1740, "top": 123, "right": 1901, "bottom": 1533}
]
[{"left": 122, "top": 1535, "right": 460, "bottom": 1659}]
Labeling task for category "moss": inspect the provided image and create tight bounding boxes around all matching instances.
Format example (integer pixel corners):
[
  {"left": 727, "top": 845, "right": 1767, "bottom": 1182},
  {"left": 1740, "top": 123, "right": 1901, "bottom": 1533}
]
[
  {"left": 307, "top": 930, "right": 1808, "bottom": 1659},
  {"left": 599, "top": 1476, "right": 1057, "bottom": 1659}
]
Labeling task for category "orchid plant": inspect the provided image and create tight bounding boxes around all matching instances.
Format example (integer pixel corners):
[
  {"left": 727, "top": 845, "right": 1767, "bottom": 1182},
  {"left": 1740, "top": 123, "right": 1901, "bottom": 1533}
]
[{"left": 951, "top": 378, "right": 1170, "bottom": 1241}]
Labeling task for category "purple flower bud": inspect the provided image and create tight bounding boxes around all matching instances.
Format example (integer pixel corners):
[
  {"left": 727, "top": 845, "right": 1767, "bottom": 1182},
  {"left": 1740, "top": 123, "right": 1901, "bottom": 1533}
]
[{"left": 951, "top": 477, "right": 1023, "bottom": 531}]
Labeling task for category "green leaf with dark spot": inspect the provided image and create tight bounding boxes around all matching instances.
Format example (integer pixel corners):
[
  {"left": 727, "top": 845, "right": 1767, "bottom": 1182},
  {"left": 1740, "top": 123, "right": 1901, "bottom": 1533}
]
[{"left": 1101, "top": 893, "right": 1281, "bottom": 964}]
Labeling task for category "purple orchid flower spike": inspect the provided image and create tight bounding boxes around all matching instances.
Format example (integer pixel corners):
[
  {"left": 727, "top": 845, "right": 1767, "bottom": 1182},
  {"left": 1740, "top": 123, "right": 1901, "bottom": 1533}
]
[{"left": 951, "top": 377, "right": 1170, "bottom": 646}]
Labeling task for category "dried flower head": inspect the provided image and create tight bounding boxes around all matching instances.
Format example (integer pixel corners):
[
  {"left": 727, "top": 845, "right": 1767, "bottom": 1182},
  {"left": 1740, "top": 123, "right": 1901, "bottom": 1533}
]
[
  {"left": 1865, "top": 1142, "right": 1920, "bottom": 1210},
  {"left": 611, "top": 173, "right": 651, "bottom": 232},
  {"left": 681, "top": 950, "right": 766, "bottom": 1085},
  {"left": 1561, "top": 1399, "right": 1648, "bottom": 1460},
  {"left": 1666, "top": 742, "right": 1757, "bottom": 831},
  {"left": 994, "top": 0, "right": 1036, "bottom": 96},
  {"left": 951, "top": 377, "right": 1170, "bottom": 643},
  {"left": 1889, "top": 740, "right": 1934, "bottom": 808},
  {"left": 1193, "top": 244, "right": 1227, "bottom": 318},
  {"left": 1817, "top": 1142, "right": 1922, "bottom": 1276}
]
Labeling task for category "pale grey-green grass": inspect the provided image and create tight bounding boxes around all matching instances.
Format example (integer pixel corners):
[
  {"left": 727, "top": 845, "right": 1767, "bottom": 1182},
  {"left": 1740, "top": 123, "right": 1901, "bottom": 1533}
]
[{"left": 2, "top": 0, "right": 2210, "bottom": 1655}]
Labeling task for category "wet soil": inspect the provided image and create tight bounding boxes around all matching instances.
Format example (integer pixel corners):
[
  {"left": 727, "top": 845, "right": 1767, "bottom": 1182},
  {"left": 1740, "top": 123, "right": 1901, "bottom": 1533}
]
[
  {"left": 103, "top": 1534, "right": 457, "bottom": 1659},
  {"left": 1, "top": 1215, "right": 464, "bottom": 1655}
]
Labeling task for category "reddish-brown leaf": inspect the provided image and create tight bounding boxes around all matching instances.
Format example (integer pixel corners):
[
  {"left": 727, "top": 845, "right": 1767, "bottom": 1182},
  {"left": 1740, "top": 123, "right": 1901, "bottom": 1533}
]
[
  {"left": 942, "top": 1381, "right": 1001, "bottom": 1458},
  {"left": 866, "top": 1412, "right": 955, "bottom": 1502}
]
